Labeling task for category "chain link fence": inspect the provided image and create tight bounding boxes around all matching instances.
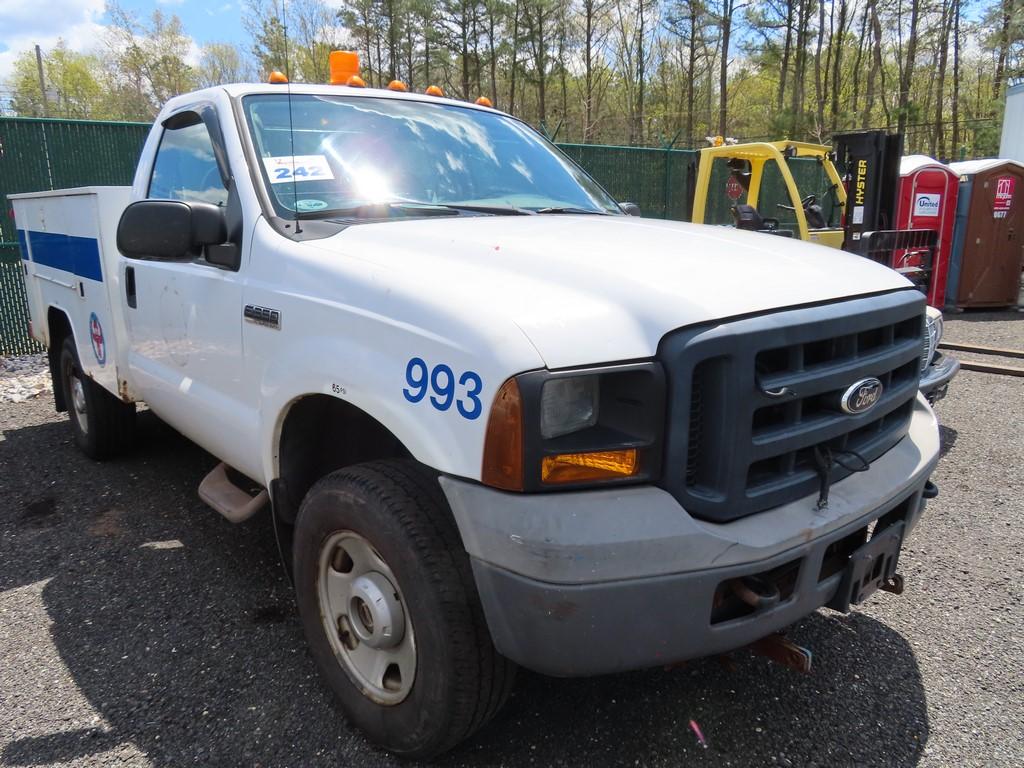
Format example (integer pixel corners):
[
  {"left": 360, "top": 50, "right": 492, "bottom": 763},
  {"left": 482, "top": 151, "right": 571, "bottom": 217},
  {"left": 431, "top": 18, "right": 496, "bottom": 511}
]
[
  {"left": 1, "top": 117, "right": 831, "bottom": 356},
  {"left": 1, "top": 117, "right": 149, "bottom": 355}
]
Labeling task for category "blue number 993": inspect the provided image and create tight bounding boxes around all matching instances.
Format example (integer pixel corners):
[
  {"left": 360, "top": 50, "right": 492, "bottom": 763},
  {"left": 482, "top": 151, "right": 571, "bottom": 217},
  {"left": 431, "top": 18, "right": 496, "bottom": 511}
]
[{"left": 403, "top": 358, "right": 482, "bottom": 420}]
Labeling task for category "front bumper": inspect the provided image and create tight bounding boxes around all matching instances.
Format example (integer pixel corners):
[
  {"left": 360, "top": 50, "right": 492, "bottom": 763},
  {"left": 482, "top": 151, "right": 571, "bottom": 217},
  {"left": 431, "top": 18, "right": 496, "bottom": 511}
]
[
  {"left": 441, "top": 395, "right": 940, "bottom": 677},
  {"left": 920, "top": 352, "right": 959, "bottom": 402}
]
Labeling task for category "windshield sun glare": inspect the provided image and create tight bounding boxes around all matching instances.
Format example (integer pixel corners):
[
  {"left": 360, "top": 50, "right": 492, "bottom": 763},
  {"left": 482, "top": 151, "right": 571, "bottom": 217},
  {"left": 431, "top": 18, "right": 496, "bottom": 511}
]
[{"left": 242, "top": 94, "right": 622, "bottom": 221}]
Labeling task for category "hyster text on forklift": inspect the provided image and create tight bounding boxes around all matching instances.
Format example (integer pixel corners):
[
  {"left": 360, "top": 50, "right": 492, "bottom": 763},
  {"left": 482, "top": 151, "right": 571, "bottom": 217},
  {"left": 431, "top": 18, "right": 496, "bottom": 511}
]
[{"left": 10, "top": 53, "right": 942, "bottom": 757}]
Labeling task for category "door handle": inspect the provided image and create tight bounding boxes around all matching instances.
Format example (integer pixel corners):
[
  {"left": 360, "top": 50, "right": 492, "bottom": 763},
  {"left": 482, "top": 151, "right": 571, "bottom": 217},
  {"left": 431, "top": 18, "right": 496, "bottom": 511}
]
[{"left": 125, "top": 266, "right": 137, "bottom": 308}]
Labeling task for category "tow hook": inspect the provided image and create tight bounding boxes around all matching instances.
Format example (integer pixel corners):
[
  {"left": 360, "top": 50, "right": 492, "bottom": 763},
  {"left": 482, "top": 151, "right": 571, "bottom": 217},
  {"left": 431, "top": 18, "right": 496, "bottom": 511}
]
[
  {"left": 880, "top": 573, "right": 905, "bottom": 595},
  {"left": 923, "top": 481, "right": 939, "bottom": 499},
  {"left": 728, "top": 575, "right": 781, "bottom": 610}
]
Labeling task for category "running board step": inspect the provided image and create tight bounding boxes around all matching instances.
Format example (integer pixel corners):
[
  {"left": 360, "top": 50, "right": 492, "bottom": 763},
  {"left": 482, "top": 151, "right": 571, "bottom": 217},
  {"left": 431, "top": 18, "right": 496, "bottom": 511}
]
[{"left": 198, "top": 462, "right": 268, "bottom": 523}]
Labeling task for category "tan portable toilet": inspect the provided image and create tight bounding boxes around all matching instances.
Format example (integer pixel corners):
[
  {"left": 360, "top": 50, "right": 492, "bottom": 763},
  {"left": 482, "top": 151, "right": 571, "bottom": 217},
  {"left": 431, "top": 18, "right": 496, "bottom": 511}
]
[{"left": 947, "top": 159, "right": 1024, "bottom": 308}]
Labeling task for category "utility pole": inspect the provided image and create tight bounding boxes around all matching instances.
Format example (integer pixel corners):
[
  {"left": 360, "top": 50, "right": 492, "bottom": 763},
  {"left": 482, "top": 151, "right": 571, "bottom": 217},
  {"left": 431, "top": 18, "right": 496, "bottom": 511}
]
[{"left": 35, "top": 44, "right": 48, "bottom": 117}]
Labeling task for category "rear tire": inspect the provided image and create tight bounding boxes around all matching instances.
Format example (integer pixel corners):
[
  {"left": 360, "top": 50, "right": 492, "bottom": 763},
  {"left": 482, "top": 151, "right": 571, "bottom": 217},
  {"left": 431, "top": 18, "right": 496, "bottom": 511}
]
[
  {"left": 59, "top": 336, "right": 135, "bottom": 460},
  {"left": 293, "top": 459, "right": 515, "bottom": 758}
]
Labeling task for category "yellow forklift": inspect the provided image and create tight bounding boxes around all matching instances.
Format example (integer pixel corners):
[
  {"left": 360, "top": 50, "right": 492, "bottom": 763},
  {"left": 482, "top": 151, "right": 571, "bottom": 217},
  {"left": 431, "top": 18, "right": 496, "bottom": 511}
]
[
  {"left": 688, "top": 131, "right": 942, "bottom": 299},
  {"left": 690, "top": 139, "right": 848, "bottom": 248}
]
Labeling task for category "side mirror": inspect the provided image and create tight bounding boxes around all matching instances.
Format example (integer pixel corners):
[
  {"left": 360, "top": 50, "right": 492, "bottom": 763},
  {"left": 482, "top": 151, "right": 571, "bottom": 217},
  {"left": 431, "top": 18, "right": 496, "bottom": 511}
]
[
  {"left": 619, "top": 201, "right": 642, "bottom": 217},
  {"left": 117, "top": 200, "right": 227, "bottom": 261}
]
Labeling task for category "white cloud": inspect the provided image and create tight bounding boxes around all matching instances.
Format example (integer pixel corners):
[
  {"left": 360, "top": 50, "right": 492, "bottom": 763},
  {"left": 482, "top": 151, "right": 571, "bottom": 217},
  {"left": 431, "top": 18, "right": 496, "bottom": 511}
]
[
  {"left": 0, "top": 0, "right": 105, "bottom": 43},
  {"left": 0, "top": 0, "right": 204, "bottom": 86},
  {"left": 185, "top": 39, "right": 202, "bottom": 68},
  {"left": 156, "top": 0, "right": 187, "bottom": 5},
  {"left": 0, "top": 0, "right": 106, "bottom": 81}
]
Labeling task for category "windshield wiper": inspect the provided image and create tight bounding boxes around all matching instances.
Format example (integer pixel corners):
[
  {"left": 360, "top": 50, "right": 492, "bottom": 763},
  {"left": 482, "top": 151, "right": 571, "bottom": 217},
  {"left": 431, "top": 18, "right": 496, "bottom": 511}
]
[
  {"left": 534, "top": 206, "right": 609, "bottom": 215},
  {"left": 397, "top": 202, "right": 535, "bottom": 216},
  {"left": 297, "top": 201, "right": 535, "bottom": 220}
]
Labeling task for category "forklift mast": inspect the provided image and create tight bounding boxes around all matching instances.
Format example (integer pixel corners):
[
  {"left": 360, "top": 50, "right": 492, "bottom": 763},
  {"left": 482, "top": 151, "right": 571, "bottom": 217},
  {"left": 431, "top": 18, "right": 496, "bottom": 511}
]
[{"left": 833, "top": 130, "right": 904, "bottom": 253}]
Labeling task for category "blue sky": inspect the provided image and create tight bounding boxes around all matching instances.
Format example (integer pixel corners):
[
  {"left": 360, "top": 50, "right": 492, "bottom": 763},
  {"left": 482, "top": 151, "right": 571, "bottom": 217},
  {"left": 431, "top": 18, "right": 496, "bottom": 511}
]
[
  {"left": 128, "top": 0, "right": 249, "bottom": 48},
  {"left": 0, "top": 0, "right": 255, "bottom": 81}
]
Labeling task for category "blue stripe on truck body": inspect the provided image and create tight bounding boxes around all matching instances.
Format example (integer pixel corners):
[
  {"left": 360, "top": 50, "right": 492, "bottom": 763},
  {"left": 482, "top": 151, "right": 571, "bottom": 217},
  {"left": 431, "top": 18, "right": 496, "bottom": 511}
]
[{"left": 23, "top": 230, "right": 104, "bottom": 282}]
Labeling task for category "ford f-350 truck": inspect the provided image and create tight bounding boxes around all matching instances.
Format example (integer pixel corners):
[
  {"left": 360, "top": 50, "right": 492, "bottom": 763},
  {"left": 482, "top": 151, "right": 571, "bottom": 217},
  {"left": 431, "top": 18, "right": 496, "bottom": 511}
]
[{"left": 11, "top": 74, "right": 943, "bottom": 757}]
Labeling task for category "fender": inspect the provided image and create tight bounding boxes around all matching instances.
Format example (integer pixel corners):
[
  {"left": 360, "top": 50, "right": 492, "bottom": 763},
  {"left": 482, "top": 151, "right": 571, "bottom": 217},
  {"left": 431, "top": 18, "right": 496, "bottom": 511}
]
[
  {"left": 46, "top": 305, "right": 75, "bottom": 412},
  {"left": 257, "top": 327, "right": 541, "bottom": 485}
]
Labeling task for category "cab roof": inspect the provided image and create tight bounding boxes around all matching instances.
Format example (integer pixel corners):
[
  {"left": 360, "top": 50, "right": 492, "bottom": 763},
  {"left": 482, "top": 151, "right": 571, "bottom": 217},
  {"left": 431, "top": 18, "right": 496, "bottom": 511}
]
[{"left": 219, "top": 82, "right": 500, "bottom": 114}]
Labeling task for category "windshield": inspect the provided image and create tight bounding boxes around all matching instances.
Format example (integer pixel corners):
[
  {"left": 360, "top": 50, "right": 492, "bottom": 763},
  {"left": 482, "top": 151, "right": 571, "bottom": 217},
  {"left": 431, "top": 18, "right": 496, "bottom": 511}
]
[{"left": 242, "top": 94, "right": 622, "bottom": 220}]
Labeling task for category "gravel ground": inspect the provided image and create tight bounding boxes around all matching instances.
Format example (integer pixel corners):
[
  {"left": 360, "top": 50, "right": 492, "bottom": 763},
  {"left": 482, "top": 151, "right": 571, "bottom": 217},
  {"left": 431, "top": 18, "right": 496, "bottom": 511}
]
[
  {"left": 942, "top": 310, "right": 1024, "bottom": 351},
  {"left": 1, "top": 319, "right": 1021, "bottom": 768},
  {"left": 0, "top": 356, "right": 51, "bottom": 404}
]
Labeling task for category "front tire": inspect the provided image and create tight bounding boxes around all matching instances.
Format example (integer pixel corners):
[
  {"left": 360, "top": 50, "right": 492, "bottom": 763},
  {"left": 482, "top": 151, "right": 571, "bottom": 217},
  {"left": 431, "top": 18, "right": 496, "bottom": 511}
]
[
  {"left": 293, "top": 460, "right": 515, "bottom": 758},
  {"left": 59, "top": 336, "right": 135, "bottom": 460}
]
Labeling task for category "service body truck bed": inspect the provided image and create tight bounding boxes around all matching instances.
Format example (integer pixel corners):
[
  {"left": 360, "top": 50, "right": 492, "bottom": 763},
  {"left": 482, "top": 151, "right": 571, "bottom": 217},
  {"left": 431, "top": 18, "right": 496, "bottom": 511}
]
[{"left": 11, "top": 76, "right": 942, "bottom": 758}]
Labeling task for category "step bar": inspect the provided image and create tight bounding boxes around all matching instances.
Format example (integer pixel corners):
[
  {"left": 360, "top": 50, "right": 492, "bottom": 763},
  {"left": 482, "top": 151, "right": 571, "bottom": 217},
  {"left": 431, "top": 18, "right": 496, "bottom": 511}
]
[{"left": 198, "top": 462, "right": 268, "bottom": 523}]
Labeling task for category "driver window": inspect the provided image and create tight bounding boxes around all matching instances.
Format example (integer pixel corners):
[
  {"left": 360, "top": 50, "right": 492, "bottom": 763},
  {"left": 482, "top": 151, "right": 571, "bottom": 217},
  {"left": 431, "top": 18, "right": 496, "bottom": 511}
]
[{"left": 148, "top": 116, "right": 228, "bottom": 206}]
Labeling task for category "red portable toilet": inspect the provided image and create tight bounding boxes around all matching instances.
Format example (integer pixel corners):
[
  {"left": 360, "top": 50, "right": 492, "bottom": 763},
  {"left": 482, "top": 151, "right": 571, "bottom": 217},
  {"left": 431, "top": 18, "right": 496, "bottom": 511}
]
[{"left": 896, "top": 155, "right": 959, "bottom": 307}]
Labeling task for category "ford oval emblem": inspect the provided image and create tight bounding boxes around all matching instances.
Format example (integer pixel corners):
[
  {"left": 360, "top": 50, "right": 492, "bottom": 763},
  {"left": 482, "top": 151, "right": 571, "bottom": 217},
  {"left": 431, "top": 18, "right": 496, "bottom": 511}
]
[{"left": 840, "top": 377, "right": 883, "bottom": 415}]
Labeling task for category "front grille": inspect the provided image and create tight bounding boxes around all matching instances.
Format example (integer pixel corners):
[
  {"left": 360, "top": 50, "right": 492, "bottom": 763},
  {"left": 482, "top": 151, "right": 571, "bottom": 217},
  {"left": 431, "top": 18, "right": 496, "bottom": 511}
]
[{"left": 658, "top": 290, "right": 925, "bottom": 522}]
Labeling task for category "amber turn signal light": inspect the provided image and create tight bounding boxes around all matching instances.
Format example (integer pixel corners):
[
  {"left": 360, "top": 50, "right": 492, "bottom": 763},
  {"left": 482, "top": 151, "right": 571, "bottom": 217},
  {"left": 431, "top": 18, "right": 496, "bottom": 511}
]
[
  {"left": 541, "top": 449, "right": 639, "bottom": 485},
  {"left": 481, "top": 378, "right": 523, "bottom": 491}
]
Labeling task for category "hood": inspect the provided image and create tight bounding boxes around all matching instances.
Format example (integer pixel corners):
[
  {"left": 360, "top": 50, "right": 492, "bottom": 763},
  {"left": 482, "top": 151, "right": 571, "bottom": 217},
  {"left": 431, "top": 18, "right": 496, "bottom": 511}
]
[{"left": 307, "top": 215, "right": 911, "bottom": 369}]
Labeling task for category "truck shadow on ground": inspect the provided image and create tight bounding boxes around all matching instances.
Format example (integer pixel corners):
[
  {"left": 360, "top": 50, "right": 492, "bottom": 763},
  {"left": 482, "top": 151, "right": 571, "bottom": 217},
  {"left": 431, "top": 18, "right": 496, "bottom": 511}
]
[{"left": 1, "top": 410, "right": 928, "bottom": 767}]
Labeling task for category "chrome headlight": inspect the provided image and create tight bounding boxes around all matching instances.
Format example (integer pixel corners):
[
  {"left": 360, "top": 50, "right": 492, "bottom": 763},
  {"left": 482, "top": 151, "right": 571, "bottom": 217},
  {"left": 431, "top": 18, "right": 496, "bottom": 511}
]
[
  {"left": 921, "top": 308, "right": 943, "bottom": 372},
  {"left": 481, "top": 363, "right": 665, "bottom": 491},
  {"left": 541, "top": 376, "right": 599, "bottom": 438}
]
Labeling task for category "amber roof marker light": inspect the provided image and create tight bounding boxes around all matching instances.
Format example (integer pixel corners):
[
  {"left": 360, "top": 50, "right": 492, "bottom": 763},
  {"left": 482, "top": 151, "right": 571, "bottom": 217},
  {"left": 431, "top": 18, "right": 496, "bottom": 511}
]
[
  {"left": 425, "top": 85, "right": 444, "bottom": 97},
  {"left": 475, "top": 96, "right": 493, "bottom": 107},
  {"left": 268, "top": 70, "right": 289, "bottom": 84},
  {"left": 387, "top": 80, "right": 409, "bottom": 92},
  {"left": 329, "top": 51, "right": 361, "bottom": 85}
]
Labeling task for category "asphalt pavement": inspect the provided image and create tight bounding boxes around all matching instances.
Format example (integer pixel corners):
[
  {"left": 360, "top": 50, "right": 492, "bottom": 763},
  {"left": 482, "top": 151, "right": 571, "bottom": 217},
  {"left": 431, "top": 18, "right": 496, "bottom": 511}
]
[{"left": 1, "top": 314, "right": 1021, "bottom": 767}]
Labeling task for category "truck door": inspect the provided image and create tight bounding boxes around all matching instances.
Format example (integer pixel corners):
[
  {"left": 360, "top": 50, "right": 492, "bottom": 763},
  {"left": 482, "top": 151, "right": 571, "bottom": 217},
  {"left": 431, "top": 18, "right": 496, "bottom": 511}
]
[{"left": 122, "top": 107, "right": 259, "bottom": 476}]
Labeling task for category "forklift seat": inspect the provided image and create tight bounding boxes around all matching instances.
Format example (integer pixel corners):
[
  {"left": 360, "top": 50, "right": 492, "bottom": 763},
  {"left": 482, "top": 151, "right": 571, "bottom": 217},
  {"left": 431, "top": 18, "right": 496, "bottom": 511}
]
[{"left": 730, "top": 204, "right": 793, "bottom": 237}]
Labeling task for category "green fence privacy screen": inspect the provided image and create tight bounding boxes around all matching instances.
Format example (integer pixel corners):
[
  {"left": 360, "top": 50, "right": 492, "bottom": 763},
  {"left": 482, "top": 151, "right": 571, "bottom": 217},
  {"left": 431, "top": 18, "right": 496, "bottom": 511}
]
[
  {"left": 0, "top": 117, "right": 833, "bottom": 356},
  {"left": 0, "top": 117, "right": 150, "bottom": 355}
]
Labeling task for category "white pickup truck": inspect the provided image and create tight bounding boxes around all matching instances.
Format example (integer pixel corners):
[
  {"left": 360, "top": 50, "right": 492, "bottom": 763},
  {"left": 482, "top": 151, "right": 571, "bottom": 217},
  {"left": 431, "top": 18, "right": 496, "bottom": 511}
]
[{"left": 12, "top": 77, "right": 944, "bottom": 757}]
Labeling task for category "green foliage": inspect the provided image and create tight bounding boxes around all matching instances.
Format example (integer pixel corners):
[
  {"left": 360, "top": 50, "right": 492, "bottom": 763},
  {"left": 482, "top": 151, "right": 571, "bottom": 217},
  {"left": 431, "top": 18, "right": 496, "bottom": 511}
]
[
  {"left": 1, "top": 0, "right": 1014, "bottom": 156},
  {"left": 9, "top": 42, "right": 108, "bottom": 119}
]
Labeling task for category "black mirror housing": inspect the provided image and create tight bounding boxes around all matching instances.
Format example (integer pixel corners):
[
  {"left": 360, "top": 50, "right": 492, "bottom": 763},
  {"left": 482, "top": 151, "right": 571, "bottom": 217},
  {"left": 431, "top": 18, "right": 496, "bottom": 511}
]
[
  {"left": 117, "top": 200, "right": 227, "bottom": 261},
  {"left": 620, "top": 201, "right": 642, "bottom": 217}
]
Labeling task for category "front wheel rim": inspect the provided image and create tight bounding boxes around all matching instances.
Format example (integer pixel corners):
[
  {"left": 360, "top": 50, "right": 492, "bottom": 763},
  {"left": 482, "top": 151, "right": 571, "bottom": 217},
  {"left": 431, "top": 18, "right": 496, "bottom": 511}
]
[
  {"left": 69, "top": 370, "right": 88, "bottom": 435},
  {"left": 317, "top": 530, "right": 416, "bottom": 705}
]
